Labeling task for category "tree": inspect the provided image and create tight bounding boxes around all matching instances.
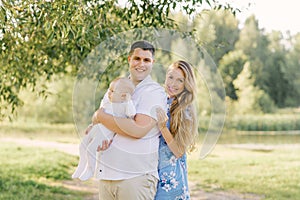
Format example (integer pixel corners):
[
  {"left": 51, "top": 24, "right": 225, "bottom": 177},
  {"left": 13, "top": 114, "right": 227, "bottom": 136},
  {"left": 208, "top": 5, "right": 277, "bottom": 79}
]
[
  {"left": 233, "top": 15, "right": 293, "bottom": 107},
  {"left": 285, "top": 33, "right": 300, "bottom": 106},
  {"left": 234, "top": 16, "right": 269, "bottom": 87},
  {"left": 219, "top": 50, "right": 247, "bottom": 100},
  {"left": 260, "top": 31, "right": 291, "bottom": 107},
  {"left": 0, "top": 0, "right": 237, "bottom": 118},
  {"left": 233, "top": 62, "right": 276, "bottom": 114},
  {"left": 17, "top": 75, "right": 75, "bottom": 123},
  {"left": 235, "top": 22, "right": 295, "bottom": 107},
  {"left": 193, "top": 9, "right": 240, "bottom": 63}
]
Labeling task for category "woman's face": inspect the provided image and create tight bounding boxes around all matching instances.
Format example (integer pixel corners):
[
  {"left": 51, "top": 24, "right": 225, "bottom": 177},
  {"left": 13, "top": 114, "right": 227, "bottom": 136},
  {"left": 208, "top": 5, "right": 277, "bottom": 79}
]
[{"left": 165, "top": 67, "right": 185, "bottom": 98}]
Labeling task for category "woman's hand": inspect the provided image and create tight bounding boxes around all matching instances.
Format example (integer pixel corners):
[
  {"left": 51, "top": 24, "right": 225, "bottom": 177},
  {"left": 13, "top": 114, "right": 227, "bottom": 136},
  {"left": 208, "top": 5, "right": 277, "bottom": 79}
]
[
  {"left": 156, "top": 107, "right": 168, "bottom": 130},
  {"left": 97, "top": 140, "right": 113, "bottom": 151}
]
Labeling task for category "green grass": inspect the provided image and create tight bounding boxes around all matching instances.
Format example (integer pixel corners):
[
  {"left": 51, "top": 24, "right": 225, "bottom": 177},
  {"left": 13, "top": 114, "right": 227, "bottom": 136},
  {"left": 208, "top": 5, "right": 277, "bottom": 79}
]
[
  {"left": 188, "top": 145, "right": 300, "bottom": 200},
  {"left": 1, "top": 122, "right": 299, "bottom": 199},
  {"left": 0, "top": 143, "right": 85, "bottom": 200}
]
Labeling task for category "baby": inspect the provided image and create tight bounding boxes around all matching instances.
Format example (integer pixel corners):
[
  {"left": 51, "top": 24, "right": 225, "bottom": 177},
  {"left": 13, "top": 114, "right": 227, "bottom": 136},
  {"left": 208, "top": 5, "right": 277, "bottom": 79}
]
[{"left": 72, "top": 77, "right": 136, "bottom": 181}]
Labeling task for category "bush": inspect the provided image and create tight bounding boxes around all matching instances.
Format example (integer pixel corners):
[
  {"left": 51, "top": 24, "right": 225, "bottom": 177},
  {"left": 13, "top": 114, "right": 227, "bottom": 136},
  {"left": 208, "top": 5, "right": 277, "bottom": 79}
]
[{"left": 226, "top": 114, "right": 300, "bottom": 131}]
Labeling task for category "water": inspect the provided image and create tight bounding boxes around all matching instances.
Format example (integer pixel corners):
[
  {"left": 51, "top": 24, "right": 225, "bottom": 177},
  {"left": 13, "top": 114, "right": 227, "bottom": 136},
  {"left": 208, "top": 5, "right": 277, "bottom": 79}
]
[{"left": 199, "top": 131, "right": 300, "bottom": 145}]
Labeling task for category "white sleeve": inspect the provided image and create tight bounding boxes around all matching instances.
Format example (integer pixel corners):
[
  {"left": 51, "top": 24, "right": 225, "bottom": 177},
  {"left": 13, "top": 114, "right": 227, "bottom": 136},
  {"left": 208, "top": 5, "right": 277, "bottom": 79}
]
[
  {"left": 136, "top": 88, "right": 167, "bottom": 121},
  {"left": 100, "top": 91, "right": 109, "bottom": 108},
  {"left": 125, "top": 100, "right": 137, "bottom": 118}
]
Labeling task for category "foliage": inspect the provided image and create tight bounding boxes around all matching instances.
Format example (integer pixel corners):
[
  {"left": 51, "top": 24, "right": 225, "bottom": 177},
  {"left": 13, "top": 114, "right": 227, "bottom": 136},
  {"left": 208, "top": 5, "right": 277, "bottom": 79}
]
[
  {"left": 193, "top": 9, "right": 240, "bottom": 63},
  {"left": 259, "top": 31, "right": 292, "bottom": 107},
  {"left": 233, "top": 62, "right": 276, "bottom": 114},
  {"left": 42, "top": 76, "right": 74, "bottom": 123},
  {"left": 284, "top": 33, "right": 300, "bottom": 107},
  {"left": 14, "top": 75, "right": 74, "bottom": 123},
  {"left": 1, "top": 1, "right": 299, "bottom": 120},
  {"left": 233, "top": 16, "right": 299, "bottom": 108},
  {"left": 0, "top": 0, "right": 236, "bottom": 117},
  {"left": 219, "top": 50, "right": 247, "bottom": 100},
  {"left": 226, "top": 114, "right": 300, "bottom": 131}
]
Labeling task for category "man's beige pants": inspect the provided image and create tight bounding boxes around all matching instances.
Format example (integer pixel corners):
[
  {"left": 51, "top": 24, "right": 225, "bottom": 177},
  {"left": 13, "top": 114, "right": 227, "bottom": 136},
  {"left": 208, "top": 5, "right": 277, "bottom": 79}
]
[{"left": 99, "top": 174, "right": 158, "bottom": 200}]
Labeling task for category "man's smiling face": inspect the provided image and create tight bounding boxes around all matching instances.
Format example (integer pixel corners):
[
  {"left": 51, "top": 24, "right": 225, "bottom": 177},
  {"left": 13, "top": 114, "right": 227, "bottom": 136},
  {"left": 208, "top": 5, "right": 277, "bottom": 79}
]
[{"left": 128, "top": 48, "right": 154, "bottom": 85}]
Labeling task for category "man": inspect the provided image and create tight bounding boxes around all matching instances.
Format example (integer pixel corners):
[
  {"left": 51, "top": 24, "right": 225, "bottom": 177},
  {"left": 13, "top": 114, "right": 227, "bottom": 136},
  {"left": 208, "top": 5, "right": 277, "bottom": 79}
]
[{"left": 93, "top": 40, "right": 167, "bottom": 199}]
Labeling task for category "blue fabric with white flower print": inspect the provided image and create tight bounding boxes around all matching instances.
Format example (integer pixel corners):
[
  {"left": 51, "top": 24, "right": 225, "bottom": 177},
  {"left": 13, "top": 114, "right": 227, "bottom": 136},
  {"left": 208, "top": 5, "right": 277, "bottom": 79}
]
[{"left": 154, "top": 98, "right": 190, "bottom": 200}]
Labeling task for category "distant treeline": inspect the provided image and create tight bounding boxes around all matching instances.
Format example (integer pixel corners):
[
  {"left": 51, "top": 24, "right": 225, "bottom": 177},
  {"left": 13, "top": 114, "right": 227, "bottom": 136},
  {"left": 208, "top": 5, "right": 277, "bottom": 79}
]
[{"left": 3, "top": 8, "right": 299, "bottom": 130}]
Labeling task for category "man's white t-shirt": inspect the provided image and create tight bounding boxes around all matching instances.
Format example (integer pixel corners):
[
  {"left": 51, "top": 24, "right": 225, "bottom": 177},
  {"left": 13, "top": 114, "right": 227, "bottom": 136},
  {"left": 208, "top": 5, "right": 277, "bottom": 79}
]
[{"left": 96, "top": 75, "right": 167, "bottom": 180}]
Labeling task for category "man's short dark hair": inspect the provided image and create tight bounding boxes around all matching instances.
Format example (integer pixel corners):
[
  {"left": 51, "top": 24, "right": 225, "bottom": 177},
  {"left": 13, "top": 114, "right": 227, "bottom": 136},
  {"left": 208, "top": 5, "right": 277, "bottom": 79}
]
[{"left": 129, "top": 40, "right": 155, "bottom": 57}]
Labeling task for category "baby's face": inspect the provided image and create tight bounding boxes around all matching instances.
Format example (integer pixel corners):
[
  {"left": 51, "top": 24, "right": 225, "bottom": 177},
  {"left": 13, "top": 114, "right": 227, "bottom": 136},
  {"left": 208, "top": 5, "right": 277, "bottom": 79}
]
[{"left": 108, "top": 81, "right": 125, "bottom": 103}]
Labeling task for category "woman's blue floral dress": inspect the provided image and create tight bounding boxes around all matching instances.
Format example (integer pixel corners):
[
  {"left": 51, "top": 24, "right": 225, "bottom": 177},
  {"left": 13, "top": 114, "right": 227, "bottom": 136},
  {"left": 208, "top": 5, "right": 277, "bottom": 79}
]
[{"left": 154, "top": 98, "right": 190, "bottom": 200}]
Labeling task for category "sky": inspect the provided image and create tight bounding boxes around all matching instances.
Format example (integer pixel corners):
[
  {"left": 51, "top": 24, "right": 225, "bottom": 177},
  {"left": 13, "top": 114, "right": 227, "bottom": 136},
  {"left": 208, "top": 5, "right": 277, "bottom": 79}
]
[{"left": 232, "top": 0, "right": 300, "bottom": 35}]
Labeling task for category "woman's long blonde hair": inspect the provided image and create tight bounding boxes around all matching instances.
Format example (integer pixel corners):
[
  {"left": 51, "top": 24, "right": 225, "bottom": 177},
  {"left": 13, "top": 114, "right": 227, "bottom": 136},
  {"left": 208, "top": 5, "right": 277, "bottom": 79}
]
[{"left": 168, "top": 60, "right": 198, "bottom": 154}]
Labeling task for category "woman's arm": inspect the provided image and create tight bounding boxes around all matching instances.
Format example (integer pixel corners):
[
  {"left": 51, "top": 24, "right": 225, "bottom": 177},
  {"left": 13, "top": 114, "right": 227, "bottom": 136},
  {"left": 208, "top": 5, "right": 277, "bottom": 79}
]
[
  {"left": 159, "top": 127, "right": 183, "bottom": 158},
  {"left": 156, "top": 108, "right": 183, "bottom": 158}
]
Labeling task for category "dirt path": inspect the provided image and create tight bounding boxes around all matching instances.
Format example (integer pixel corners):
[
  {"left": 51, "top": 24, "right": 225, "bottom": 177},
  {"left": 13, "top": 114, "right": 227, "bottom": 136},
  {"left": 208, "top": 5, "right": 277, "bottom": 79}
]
[
  {"left": 1, "top": 137, "right": 269, "bottom": 200},
  {"left": 61, "top": 178, "right": 263, "bottom": 200}
]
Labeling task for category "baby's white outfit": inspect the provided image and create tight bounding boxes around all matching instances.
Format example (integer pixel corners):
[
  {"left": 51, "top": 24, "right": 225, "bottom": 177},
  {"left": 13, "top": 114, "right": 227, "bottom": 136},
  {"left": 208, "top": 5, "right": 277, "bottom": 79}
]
[{"left": 72, "top": 100, "right": 136, "bottom": 181}]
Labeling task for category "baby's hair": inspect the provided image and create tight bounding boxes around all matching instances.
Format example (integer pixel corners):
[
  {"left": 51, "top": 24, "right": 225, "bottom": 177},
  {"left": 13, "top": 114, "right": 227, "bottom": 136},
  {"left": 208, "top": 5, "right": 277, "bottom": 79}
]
[{"left": 112, "top": 77, "right": 135, "bottom": 94}]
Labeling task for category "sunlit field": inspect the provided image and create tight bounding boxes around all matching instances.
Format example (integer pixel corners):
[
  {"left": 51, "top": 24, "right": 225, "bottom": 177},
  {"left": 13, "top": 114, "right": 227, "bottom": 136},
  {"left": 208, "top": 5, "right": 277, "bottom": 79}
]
[
  {"left": 189, "top": 139, "right": 300, "bottom": 200},
  {"left": 0, "top": 123, "right": 299, "bottom": 200},
  {"left": 0, "top": 143, "right": 85, "bottom": 200}
]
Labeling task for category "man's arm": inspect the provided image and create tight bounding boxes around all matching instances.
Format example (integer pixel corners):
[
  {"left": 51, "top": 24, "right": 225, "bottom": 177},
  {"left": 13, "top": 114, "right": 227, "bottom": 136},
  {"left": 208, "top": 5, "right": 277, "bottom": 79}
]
[{"left": 93, "top": 108, "right": 156, "bottom": 139}]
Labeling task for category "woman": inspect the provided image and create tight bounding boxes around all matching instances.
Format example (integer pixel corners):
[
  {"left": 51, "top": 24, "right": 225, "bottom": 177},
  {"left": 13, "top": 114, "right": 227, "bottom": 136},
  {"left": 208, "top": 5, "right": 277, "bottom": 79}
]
[{"left": 154, "top": 60, "right": 198, "bottom": 200}]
